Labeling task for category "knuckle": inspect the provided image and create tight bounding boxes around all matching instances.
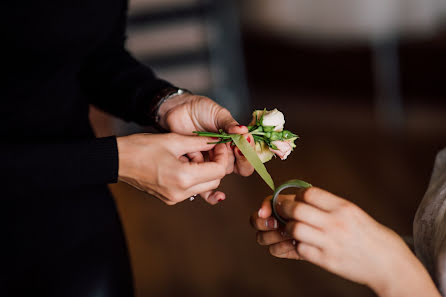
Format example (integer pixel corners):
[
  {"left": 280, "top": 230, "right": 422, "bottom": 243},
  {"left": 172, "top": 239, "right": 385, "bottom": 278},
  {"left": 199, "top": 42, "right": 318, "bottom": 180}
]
[
  {"left": 165, "top": 190, "right": 183, "bottom": 204},
  {"left": 218, "top": 107, "right": 231, "bottom": 117},
  {"left": 302, "top": 187, "right": 318, "bottom": 201},
  {"left": 170, "top": 193, "right": 184, "bottom": 203},
  {"left": 212, "top": 179, "right": 221, "bottom": 189},
  {"left": 174, "top": 172, "right": 192, "bottom": 189},
  {"left": 291, "top": 202, "right": 303, "bottom": 219},
  {"left": 292, "top": 222, "right": 303, "bottom": 237},
  {"left": 216, "top": 167, "right": 226, "bottom": 179},
  {"left": 268, "top": 244, "right": 279, "bottom": 256},
  {"left": 338, "top": 201, "right": 360, "bottom": 217}
]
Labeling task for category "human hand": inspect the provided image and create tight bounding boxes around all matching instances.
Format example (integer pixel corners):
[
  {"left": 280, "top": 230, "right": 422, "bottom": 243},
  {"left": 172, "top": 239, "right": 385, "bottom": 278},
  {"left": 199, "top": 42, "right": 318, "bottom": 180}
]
[
  {"left": 250, "top": 188, "right": 440, "bottom": 297},
  {"left": 157, "top": 93, "right": 254, "bottom": 177},
  {"left": 117, "top": 133, "right": 228, "bottom": 205}
]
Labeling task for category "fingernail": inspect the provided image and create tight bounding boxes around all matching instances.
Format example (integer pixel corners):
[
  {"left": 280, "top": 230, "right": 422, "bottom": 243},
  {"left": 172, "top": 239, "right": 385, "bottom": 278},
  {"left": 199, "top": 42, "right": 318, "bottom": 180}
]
[
  {"left": 266, "top": 217, "right": 278, "bottom": 229},
  {"left": 237, "top": 125, "right": 245, "bottom": 128},
  {"left": 217, "top": 199, "right": 223, "bottom": 203},
  {"left": 292, "top": 240, "right": 297, "bottom": 246},
  {"left": 258, "top": 208, "right": 263, "bottom": 217},
  {"left": 230, "top": 143, "right": 236, "bottom": 149},
  {"left": 245, "top": 136, "right": 251, "bottom": 143},
  {"left": 237, "top": 148, "right": 244, "bottom": 157}
]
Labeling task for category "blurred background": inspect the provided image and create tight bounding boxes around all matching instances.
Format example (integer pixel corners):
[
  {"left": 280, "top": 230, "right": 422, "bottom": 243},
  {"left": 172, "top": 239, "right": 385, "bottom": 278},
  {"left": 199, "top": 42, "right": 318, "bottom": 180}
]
[{"left": 91, "top": 0, "right": 446, "bottom": 296}]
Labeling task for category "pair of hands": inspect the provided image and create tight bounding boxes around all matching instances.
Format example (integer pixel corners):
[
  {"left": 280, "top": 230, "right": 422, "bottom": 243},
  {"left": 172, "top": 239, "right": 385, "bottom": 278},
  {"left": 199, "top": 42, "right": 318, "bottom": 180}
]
[
  {"left": 117, "top": 93, "right": 254, "bottom": 205},
  {"left": 251, "top": 188, "right": 440, "bottom": 297}
]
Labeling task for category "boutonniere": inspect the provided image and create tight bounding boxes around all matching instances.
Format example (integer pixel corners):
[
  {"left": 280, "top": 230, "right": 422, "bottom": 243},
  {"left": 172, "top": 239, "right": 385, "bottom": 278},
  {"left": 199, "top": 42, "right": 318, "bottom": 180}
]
[{"left": 194, "top": 109, "right": 299, "bottom": 190}]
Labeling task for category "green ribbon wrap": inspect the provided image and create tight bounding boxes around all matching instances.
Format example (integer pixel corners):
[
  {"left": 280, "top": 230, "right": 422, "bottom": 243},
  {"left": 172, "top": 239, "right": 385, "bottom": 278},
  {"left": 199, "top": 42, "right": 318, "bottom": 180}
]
[
  {"left": 230, "top": 134, "right": 275, "bottom": 191},
  {"left": 271, "top": 179, "right": 312, "bottom": 225}
]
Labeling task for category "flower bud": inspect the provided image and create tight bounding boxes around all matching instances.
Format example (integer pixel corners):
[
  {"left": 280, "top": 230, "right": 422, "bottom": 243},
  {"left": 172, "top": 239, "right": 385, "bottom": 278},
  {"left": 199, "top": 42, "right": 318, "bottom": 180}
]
[
  {"left": 250, "top": 109, "right": 285, "bottom": 132},
  {"left": 269, "top": 140, "right": 293, "bottom": 160},
  {"left": 262, "top": 109, "right": 285, "bottom": 132},
  {"left": 255, "top": 141, "right": 275, "bottom": 163}
]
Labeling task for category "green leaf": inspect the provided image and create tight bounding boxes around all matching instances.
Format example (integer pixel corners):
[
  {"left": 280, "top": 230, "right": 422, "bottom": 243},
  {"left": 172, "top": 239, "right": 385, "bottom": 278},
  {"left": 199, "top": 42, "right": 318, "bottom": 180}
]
[
  {"left": 270, "top": 131, "right": 281, "bottom": 141},
  {"left": 263, "top": 126, "right": 275, "bottom": 132},
  {"left": 230, "top": 134, "right": 275, "bottom": 191}
]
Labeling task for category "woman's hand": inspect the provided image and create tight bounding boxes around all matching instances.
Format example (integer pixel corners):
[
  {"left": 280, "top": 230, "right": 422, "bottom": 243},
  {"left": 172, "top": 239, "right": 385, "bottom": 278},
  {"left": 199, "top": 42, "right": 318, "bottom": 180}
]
[
  {"left": 250, "top": 188, "right": 440, "bottom": 297},
  {"left": 157, "top": 93, "right": 254, "bottom": 177},
  {"left": 117, "top": 133, "right": 228, "bottom": 205}
]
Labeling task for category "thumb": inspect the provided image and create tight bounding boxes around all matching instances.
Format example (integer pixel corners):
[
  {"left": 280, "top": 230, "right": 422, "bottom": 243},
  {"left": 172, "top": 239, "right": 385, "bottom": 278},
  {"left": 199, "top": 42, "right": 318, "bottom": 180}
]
[
  {"left": 215, "top": 108, "right": 248, "bottom": 134},
  {"left": 168, "top": 133, "right": 217, "bottom": 155}
]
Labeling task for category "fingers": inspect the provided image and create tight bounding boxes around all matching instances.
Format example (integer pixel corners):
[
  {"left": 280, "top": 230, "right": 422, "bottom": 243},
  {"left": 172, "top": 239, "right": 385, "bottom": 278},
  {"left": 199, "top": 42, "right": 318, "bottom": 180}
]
[
  {"left": 251, "top": 195, "right": 295, "bottom": 231},
  {"left": 224, "top": 142, "right": 235, "bottom": 174},
  {"left": 296, "top": 242, "right": 323, "bottom": 264},
  {"left": 277, "top": 199, "right": 329, "bottom": 229},
  {"left": 296, "top": 187, "right": 346, "bottom": 212},
  {"left": 250, "top": 214, "right": 279, "bottom": 231},
  {"left": 233, "top": 133, "right": 255, "bottom": 177},
  {"left": 200, "top": 190, "right": 226, "bottom": 205},
  {"left": 187, "top": 151, "right": 204, "bottom": 163},
  {"left": 214, "top": 107, "right": 241, "bottom": 133},
  {"left": 257, "top": 195, "right": 274, "bottom": 219},
  {"left": 170, "top": 134, "right": 217, "bottom": 155},
  {"left": 185, "top": 151, "right": 226, "bottom": 205},
  {"left": 182, "top": 143, "right": 228, "bottom": 184},
  {"left": 257, "top": 230, "right": 291, "bottom": 246},
  {"left": 268, "top": 240, "right": 301, "bottom": 260},
  {"left": 285, "top": 221, "right": 325, "bottom": 248},
  {"left": 186, "top": 179, "right": 222, "bottom": 200},
  {"left": 226, "top": 124, "right": 249, "bottom": 135}
]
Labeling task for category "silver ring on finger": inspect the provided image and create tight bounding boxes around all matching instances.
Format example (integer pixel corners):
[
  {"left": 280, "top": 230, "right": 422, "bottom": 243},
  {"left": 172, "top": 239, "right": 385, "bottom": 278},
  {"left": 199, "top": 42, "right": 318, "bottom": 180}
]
[{"left": 189, "top": 194, "right": 198, "bottom": 201}]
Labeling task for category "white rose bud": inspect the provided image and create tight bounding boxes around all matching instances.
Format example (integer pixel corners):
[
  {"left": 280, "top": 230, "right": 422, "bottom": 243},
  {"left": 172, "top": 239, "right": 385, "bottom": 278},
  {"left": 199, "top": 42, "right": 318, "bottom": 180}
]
[
  {"left": 262, "top": 109, "right": 285, "bottom": 132},
  {"left": 255, "top": 141, "right": 275, "bottom": 163},
  {"left": 269, "top": 140, "right": 293, "bottom": 160}
]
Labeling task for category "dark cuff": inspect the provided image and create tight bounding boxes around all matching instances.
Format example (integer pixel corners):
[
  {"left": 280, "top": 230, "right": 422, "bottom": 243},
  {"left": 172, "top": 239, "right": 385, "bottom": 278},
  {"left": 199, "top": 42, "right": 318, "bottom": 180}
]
[
  {"left": 132, "top": 79, "right": 175, "bottom": 126},
  {"left": 82, "top": 136, "right": 119, "bottom": 184}
]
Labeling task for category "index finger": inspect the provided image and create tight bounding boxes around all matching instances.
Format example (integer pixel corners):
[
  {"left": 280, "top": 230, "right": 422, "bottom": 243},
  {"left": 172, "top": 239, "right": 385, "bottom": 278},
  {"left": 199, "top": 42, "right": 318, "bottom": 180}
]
[
  {"left": 182, "top": 143, "right": 228, "bottom": 184},
  {"left": 295, "top": 187, "right": 346, "bottom": 212}
]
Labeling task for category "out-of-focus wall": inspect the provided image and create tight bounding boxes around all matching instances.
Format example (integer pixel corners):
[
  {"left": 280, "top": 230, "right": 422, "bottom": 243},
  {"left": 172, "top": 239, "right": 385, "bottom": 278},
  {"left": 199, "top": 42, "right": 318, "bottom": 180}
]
[
  {"left": 127, "top": 0, "right": 210, "bottom": 93},
  {"left": 242, "top": 0, "right": 446, "bottom": 42}
]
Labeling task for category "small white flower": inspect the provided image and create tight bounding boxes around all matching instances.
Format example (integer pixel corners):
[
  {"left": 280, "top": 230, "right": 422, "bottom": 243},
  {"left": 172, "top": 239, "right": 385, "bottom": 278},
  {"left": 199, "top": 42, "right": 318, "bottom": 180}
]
[
  {"left": 250, "top": 109, "right": 285, "bottom": 132},
  {"left": 255, "top": 141, "right": 275, "bottom": 163},
  {"left": 269, "top": 140, "right": 293, "bottom": 160}
]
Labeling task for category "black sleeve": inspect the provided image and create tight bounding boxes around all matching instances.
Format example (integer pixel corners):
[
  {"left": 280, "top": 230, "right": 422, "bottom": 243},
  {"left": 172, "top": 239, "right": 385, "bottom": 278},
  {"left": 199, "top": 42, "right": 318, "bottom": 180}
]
[
  {"left": 2, "top": 137, "right": 119, "bottom": 191},
  {"left": 79, "top": 2, "right": 173, "bottom": 126}
]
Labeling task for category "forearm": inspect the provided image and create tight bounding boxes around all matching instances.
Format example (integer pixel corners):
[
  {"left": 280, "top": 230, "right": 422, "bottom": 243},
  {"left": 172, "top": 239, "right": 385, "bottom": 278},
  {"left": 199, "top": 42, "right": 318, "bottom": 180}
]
[{"left": 372, "top": 252, "right": 441, "bottom": 297}]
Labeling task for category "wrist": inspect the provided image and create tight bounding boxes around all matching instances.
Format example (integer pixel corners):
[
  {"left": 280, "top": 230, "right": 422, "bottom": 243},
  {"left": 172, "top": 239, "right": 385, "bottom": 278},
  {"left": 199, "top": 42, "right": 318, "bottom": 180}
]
[
  {"left": 116, "top": 136, "right": 132, "bottom": 179},
  {"left": 370, "top": 252, "right": 439, "bottom": 297},
  {"left": 149, "top": 87, "right": 191, "bottom": 131},
  {"left": 157, "top": 92, "right": 192, "bottom": 130}
]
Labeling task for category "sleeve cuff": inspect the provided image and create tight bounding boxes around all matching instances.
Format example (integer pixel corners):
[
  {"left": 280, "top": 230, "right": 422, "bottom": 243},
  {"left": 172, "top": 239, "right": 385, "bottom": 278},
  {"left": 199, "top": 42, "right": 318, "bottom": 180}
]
[{"left": 82, "top": 136, "right": 119, "bottom": 184}]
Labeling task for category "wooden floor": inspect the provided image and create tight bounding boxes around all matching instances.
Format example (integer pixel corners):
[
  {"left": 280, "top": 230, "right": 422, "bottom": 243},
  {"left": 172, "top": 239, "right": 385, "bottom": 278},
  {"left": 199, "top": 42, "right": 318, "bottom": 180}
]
[{"left": 101, "top": 95, "right": 446, "bottom": 297}]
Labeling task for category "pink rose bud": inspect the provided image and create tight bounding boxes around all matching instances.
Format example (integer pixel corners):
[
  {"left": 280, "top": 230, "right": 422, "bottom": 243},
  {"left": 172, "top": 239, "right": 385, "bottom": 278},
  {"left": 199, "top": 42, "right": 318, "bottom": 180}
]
[{"left": 269, "top": 140, "right": 293, "bottom": 160}]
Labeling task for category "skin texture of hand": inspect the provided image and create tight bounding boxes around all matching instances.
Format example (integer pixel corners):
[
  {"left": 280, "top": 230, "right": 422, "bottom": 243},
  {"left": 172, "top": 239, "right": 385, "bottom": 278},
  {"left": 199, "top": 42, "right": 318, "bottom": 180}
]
[
  {"left": 117, "top": 133, "right": 228, "bottom": 205},
  {"left": 158, "top": 93, "right": 255, "bottom": 180},
  {"left": 250, "top": 188, "right": 441, "bottom": 297}
]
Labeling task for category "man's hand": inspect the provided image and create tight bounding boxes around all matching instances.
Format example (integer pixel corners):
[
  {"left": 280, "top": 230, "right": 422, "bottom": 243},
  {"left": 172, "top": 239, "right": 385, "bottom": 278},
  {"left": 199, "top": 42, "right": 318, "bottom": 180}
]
[
  {"left": 158, "top": 93, "right": 255, "bottom": 179},
  {"left": 117, "top": 133, "right": 228, "bottom": 205}
]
